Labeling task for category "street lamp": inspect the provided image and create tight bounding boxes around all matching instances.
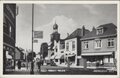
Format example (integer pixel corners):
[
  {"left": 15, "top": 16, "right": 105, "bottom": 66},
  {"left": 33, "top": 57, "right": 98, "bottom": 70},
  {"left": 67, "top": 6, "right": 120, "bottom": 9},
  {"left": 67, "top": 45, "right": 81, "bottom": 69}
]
[{"left": 30, "top": 4, "right": 34, "bottom": 74}]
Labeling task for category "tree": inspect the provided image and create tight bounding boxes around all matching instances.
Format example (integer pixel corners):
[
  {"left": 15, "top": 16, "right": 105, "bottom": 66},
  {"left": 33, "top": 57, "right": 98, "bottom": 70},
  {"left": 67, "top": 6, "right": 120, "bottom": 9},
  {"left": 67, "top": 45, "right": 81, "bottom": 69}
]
[
  {"left": 27, "top": 52, "right": 36, "bottom": 62},
  {"left": 40, "top": 43, "right": 48, "bottom": 59}
]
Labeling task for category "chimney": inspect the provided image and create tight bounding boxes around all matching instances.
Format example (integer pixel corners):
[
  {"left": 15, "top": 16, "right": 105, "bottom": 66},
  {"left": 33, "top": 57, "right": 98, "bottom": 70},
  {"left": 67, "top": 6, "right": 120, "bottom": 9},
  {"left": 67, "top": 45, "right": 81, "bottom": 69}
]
[
  {"left": 92, "top": 26, "right": 96, "bottom": 31},
  {"left": 67, "top": 33, "right": 69, "bottom": 37},
  {"left": 81, "top": 25, "right": 85, "bottom": 36}
]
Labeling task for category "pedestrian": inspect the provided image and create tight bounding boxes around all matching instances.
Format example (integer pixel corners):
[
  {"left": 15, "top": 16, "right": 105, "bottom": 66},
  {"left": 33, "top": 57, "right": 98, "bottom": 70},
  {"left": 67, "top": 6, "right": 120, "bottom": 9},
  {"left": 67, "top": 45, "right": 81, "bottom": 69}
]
[
  {"left": 96, "top": 60, "right": 99, "bottom": 67},
  {"left": 37, "top": 60, "right": 41, "bottom": 72},
  {"left": 17, "top": 60, "right": 21, "bottom": 70},
  {"left": 31, "top": 61, "right": 34, "bottom": 70},
  {"left": 41, "top": 59, "right": 44, "bottom": 66}
]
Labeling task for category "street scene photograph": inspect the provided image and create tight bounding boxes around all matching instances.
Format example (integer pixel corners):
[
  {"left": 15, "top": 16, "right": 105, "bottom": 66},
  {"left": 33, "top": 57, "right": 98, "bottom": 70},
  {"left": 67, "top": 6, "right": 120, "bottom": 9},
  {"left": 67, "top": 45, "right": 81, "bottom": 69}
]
[{"left": 3, "top": 2, "right": 118, "bottom": 75}]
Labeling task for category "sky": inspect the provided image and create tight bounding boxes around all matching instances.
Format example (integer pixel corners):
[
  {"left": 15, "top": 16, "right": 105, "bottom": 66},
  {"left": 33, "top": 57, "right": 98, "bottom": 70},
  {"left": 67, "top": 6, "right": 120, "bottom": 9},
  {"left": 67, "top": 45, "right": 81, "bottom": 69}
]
[{"left": 16, "top": 4, "right": 117, "bottom": 53}]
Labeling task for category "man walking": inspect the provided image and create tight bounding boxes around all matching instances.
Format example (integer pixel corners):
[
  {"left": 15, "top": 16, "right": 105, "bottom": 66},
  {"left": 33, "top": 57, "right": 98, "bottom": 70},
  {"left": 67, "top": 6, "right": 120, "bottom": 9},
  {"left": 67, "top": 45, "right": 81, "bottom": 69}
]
[{"left": 17, "top": 60, "right": 21, "bottom": 70}]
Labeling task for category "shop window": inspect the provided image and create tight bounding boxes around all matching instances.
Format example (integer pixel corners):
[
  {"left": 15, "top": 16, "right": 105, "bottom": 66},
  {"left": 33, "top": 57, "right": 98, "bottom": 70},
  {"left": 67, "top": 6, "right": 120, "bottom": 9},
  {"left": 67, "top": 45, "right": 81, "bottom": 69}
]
[
  {"left": 94, "top": 39, "right": 102, "bottom": 48},
  {"left": 108, "top": 39, "right": 114, "bottom": 47},
  {"left": 55, "top": 59, "right": 58, "bottom": 62},
  {"left": 60, "top": 44, "right": 65, "bottom": 49},
  {"left": 66, "top": 42, "right": 69, "bottom": 51},
  {"left": 84, "top": 41, "right": 89, "bottom": 49},
  {"left": 72, "top": 41, "right": 75, "bottom": 51},
  {"left": 60, "top": 59, "right": 64, "bottom": 64},
  {"left": 61, "top": 51, "right": 64, "bottom": 53},
  {"left": 108, "top": 56, "right": 110, "bottom": 63}
]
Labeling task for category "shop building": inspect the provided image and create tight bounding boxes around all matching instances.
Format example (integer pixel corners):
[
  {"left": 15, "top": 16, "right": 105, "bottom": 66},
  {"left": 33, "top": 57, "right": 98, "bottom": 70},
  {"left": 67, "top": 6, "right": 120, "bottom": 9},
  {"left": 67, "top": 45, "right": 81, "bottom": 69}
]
[
  {"left": 47, "top": 22, "right": 65, "bottom": 66},
  {"left": 81, "top": 23, "right": 117, "bottom": 68},
  {"left": 3, "top": 4, "right": 17, "bottom": 73},
  {"left": 64, "top": 26, "right": 90, "bottom": 66}
]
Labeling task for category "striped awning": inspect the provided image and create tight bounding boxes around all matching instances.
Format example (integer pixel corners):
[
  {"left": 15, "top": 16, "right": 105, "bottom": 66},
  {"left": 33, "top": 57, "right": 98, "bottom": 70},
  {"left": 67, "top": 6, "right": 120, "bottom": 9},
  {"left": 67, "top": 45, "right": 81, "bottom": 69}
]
[{"left": 81, "top": 52, "right": 113, "bottom": 56}]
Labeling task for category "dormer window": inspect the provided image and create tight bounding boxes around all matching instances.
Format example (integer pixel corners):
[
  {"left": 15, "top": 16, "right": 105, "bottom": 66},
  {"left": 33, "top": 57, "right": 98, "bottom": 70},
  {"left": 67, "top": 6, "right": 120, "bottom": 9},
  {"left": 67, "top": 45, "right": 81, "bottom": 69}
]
[{"left": 97, "top": 27, "right": 104, "bottom": 35}]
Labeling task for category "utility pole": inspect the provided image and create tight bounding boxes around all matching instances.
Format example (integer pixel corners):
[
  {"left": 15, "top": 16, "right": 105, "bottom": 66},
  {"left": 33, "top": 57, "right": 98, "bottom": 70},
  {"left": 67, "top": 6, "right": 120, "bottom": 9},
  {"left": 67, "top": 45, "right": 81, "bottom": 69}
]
[{"left": 30, "top": 4, "right": 34, "bottom": 74}]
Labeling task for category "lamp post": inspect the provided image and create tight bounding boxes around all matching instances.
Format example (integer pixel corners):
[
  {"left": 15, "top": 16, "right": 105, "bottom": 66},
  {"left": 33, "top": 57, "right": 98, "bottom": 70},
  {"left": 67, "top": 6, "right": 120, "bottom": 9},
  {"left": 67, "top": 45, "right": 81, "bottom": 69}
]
[{"left": 30, "top": 4, "right": 34, "bottom": 74}]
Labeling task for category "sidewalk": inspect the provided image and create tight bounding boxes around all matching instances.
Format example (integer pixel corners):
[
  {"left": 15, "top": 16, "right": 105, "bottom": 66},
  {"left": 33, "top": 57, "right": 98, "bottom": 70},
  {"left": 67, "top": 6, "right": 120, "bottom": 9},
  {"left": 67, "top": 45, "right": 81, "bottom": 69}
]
[
  {"left": 58, "top": 64, "right": 116, "bottom": 71},
  {"left": 4, "top": 67, "right": 40, "bottom": 74}
]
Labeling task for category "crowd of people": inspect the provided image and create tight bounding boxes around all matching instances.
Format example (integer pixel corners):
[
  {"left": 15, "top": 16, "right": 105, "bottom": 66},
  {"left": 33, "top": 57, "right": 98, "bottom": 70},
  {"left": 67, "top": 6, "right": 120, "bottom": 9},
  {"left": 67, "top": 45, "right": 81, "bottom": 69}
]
[{"left": 16, "top": 59, "right": 44, "bottom": 72}]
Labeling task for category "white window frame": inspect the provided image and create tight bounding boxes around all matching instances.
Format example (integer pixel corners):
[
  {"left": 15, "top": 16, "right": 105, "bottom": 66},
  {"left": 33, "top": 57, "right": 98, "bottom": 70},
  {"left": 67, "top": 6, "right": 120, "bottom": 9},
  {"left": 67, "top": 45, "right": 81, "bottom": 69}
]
[
  {"left": 94, "top": 39, "right": 102, "bottom": 49},
  {"left": 84, "top": 41, "right": 89, "bottom": 49},
  {"left": 108, "top": 39, "right": 114, "bottom": 47},
  {"left": 72, "top": 41, "right": 75, "bottom": 51},
  {"left": 97, "top": 28, "right": 103, "bottom": 35}
]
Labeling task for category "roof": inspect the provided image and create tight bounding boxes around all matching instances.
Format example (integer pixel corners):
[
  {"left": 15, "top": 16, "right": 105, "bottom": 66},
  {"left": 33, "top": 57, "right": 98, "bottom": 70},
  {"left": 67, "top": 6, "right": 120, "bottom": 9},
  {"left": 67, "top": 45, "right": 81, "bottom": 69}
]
[
  {"left": 66, "top": 28, "right": 90, "bottom": 39},
  {"left": 81, "top": 23, "right": 117, "bottom": 40}
]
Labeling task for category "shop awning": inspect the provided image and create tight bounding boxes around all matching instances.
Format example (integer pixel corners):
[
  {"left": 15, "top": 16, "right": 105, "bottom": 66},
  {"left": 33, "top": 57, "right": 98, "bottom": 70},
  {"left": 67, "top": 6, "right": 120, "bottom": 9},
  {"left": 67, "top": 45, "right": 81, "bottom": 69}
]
[
  {"left": 67, "top": 54, "right": 76, "bottom": 57},
  {"left": 55, "top": 54, "right": 64, "bottom": 59},
  {"left": 61, "top": 55, "right": 64, "bottom": 59},
  {"left": 50, "top": 55, "right": 56, "bottom": 59},
  {"left": 45, "top": 57, "right": 50, "bottom": 60},
  {"left": 6, "top": 54, "right": 12, "bottom": 59},
  {"left": 81, "top": 52, "right": 113, "bottom": 56},
  {"left": 77, "top": 56, "right": 82, "bottom": 59}
]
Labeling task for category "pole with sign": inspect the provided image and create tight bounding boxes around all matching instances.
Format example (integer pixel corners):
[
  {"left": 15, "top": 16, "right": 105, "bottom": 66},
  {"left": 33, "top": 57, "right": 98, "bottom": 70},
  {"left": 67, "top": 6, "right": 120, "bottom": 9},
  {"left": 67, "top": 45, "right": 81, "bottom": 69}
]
[
  {"left": 30, "top": 4, "right": 34, "bottom": 74},
  {"left": 30, "top": 4, "right": 43, "bottom": 74}
]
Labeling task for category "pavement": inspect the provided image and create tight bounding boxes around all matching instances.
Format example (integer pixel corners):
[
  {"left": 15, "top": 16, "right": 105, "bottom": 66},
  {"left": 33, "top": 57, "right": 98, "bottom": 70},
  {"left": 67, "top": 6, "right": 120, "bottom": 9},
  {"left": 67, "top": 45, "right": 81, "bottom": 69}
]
[{"left": 4, "top": 65, "right": 117, "bottom": 75}]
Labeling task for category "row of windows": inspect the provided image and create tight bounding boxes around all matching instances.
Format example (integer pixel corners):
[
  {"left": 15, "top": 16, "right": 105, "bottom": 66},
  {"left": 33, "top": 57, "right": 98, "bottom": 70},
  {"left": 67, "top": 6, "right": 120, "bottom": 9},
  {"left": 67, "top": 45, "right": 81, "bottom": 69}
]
[
  {"left": 61, "top": 38, "right": 115, "bottom": 51},
  {"left": 83, "top": 39, "right": 115, "bottom": 49},
  {"left": 4, "top": 20, "right": 15, "bottom": 39}
]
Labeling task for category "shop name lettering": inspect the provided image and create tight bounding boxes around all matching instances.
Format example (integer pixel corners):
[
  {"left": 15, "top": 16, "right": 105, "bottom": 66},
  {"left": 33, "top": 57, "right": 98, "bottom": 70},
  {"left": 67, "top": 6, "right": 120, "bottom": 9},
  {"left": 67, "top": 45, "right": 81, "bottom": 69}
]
[{"left": 41, "top": 69, "right": 66, "bottom": 72}]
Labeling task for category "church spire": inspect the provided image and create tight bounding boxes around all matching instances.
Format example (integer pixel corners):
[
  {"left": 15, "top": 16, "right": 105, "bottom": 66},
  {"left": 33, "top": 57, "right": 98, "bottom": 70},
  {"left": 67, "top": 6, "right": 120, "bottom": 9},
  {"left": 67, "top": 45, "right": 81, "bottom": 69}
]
[{"left": 53, "top": 19, "right": 58, "bottom": 30}]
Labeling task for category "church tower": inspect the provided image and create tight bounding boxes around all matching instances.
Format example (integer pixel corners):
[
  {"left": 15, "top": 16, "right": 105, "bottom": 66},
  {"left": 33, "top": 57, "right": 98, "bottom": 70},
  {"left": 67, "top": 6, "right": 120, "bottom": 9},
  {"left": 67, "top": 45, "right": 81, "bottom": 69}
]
[{"left": 51, "top": 22, "right": 60, "bottom": 43}]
